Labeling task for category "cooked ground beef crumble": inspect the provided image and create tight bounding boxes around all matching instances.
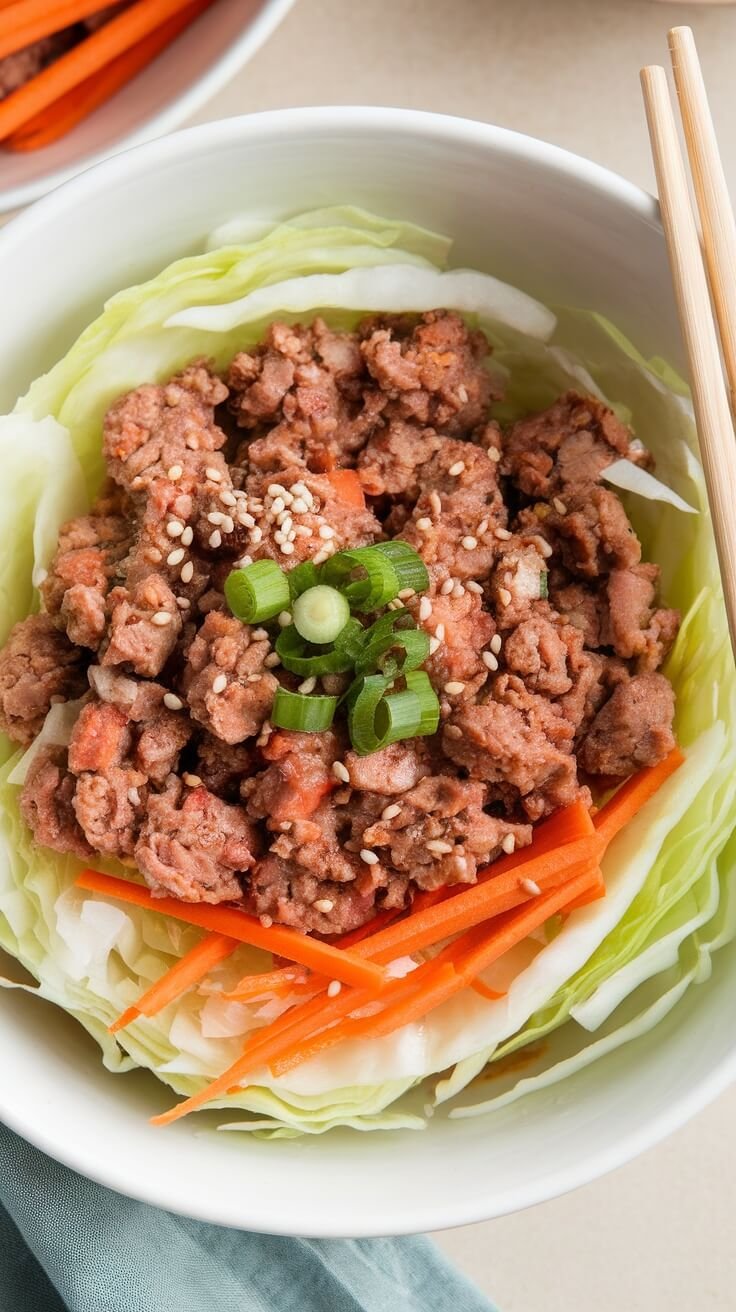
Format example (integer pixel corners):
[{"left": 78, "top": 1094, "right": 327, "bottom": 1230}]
[{"left": 0, "top": 312, "right": 680, "bottom": 935}]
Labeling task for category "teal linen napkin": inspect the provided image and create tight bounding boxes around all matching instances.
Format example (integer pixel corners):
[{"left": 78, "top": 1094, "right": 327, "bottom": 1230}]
[{"left": 0, "top": 1122, "right": 498, "bottom": 1312}]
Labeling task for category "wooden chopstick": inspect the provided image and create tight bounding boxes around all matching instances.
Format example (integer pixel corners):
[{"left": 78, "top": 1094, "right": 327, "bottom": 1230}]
[
  {"left": 641, "top": 63, "right": 736, "bottom": 659},
  {"left": 669, "top": 26, "right": 736, "bottom": 421}
]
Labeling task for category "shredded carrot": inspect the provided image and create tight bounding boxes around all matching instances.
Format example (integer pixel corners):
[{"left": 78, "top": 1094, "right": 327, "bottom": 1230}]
[
  {"left": 110, "top": 931, "right": 238, "bottom": 1033},
  {"left": 0, "top": 0, "right": 214, "bottom": 140},
  {"left": 593, "top": 748, "right": 685, "bottom": 850},
  {"left": 0, "top": 0, "right": 127, "bottom": 61},
  {"left": 470, "top": 980, "right": 507, "bottom": 1002},
  {"left": 6, "top": 0, "right": 209, "bottom": 151},
  {"left": 75, "top": 869, "right": 387, "bottom": 992},
  {"left": 222, "top": 966, "right": 311, "bottom": 1002},
  {"left": 324, "top": 469, "right": 366, "bottom": 509}
]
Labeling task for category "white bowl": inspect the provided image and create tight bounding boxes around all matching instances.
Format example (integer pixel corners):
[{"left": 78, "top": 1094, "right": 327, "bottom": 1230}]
[
  {"left": 0, "top": 0, "right": 294, "bottom": 213},
  {"left": 1, "top": 108, "right": 734, "bottom": 1237}
]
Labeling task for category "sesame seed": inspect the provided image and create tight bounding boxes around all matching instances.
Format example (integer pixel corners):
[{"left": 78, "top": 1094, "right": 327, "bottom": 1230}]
[
  {"left": 271, "top": 496, "right": 285, "bottom": 515},
  {"left": 247, "top": 673, "right": 262, "bottom": 683},
  {"left": 299, "top": 676, "right": 317, "bottom": 693},
  {"left": 151, "top": 611, "right": 172, "bottom": 626},
  {"left": 427, "top": 839, "right": 453, "bottom": 854},
  {"left": 386, "top": 598, "right": 402, "bottom": 611},
  {"left": 441, "top": 578, "right": 455, "bottom": 595},
  {"left": 332, "top": 761, "right": 350, "bottom": 784},
  {"left": 453, "top": 583, "right": 465, "bottom": 599},
  {"left": 503, "top": 571, "right": 513, "bottom": 585},
  {"left": 327, "top": 980, "right": 342, "bottom": 997},
  {"left": 252, "top": 628, "right": 268, "bottom": 640},
  {"left": 449, "top": 460, "right": 466, "bottom": 477},
  {"left": 482, "top": 651, "right": 499, "bottom": 671},
  {"left": 268, "top": 483, "right": 286, "bottom": 498},
  {"left": 428, "top": 637, "right": 441, "bottom": 655},
  {"left": 455, "top": 856, "right": 468, "bottom": 874},
  {"left": 290, "top": 481, "right": 309, "bottom": 497},
  {"left": 477, "top": 518, "right": 489, "bottom": 536},
  {"left": 181, "top": 526, "right": 193, "bottom": 546},
  {"left": 183, "top": 773, "right": 202, "bottom": 787},
  {"left": 206, "top": 467, "right": 222, "bottom": 482},
  {"left": 498, "top": 587, "right": 512, "bottom": 607},
  {"left": 187, "top": 437, "right": 199, "bottom": 451},
  {"left": 419, "top": 596, "right": 433, "bottom": 621},
  {"left": 495, "top": 527, "right": 512, "bottom": 541},
  {"left": 274, "top": 531, "right": 286, "bottom": 545},
  {"left": 250, "top": 526, "right": 263, "bottom": 544},
  {"left": 294, "top": 525, "right": 312, "bottom": 538},
  {"left": 163, "top": 693, "right": 183, "bottom": 711},
  {"left": 521, "top": 877, "right": 542, "bottom": 896},
  {"left": 445, "top": 724, "right": 462, "bottom": 739},
  {"left": 312, "top": 548, "right": 329, "bottom": 565},
  {"left": 207, "top": 510, "right": 224, "bottom": 525},
  {"left": 281, "top": 491, "right": 294, "bottom": 507},
  {"left": 239, "top": 512, "right": 256, "bottom": 528},
  {"left": 416, "top": 516, "right": 432, "bottom": 531},
  {"left": 220, "top": 490, "right": 236, "bottom": 507},
  {"left": 291, "top": 497, "right": 308, "bottom": 514},
  {"left": 490, "top": 633, "right": 502, "bottom": 654},
  {"left": 434, "top": 623, "right": 445, "bottom": 641},
  {"left": 145, "top": 548, "right": 162, "bottom": 565},
  {"left": 444, "top": 681, "right": 465, "bottom": 695},
  {"left": 382, "top": 803, "right": 401, "bottom": 821},
  {"left": 360, "top": 849, "right": 379, "bottom": 865},
  {"left": 279, "top": 515, "right": 293, "bottom": 535},
  {"left": 180, "top": 561, "right": 194, "bottom": 584},
  {"left": 127, "top": 787, "right": 140, "bottom": 806},
  {"left": 176, "top": 596, "right": 191, "bottom": 609},
  {"left": 457, "top": 385, "right": 469, "bottom": 404},
  {"left": 264, "top": 652, "right": 281, "bottom": 668},
  {"left": 318, "top": 524, "right": 335, "bottom": 540},
  {"left": 278, "top": 610, "right": 293, "bottom": 627},
  {"left": 280, "top": 541, "right": 295, "bottom": 555},
  {"left": 166, "top": 520, "right": 184, "bottom": 538},
  {"left": 278, "top": 820, "right": 292, "bottom": 831},
  {"left": 314, "top": 898, "right": 334, "bottom": 914},
  {"left": 466, "top": 580, "right": 483, "bottom": 594},
  {"left": 553, "top": 497, "right": 568, "bottom": 515},
  {"left": 212, "top": 673, "right": 228, "bottom": 694},
  {"left": 260, "top": 915, "right": 273, "bottom": 928},
  {"left": 167, "top": 464, "right": 183, "bottom": 481},
  {"left": 236, "top": 555, "right": 253, "bottom": 568},
  {"left": 221, "top": 516, "right": 235, "bottom": 535},
  {"left": 488, "top": 446, "right": 501, "bottom": 463},
  {"left": 502, "top": 833, "right": 516, "bottom": 855},
  {"left": 398, "top": 587, "right": 415, "bottom": 601},
  {"left": 167, "top": 547, "right": 185, "bottom": 566},
  {"left": 536, "top": 536, "right": 553, "bottom": 559},
  {"left": 209, "top": 530, "right": 222, "bottom": 549}
]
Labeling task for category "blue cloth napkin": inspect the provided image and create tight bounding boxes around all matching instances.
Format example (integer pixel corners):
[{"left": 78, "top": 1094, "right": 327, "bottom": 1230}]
[{"left": 0, "top": 1122, "right": 498, "bottom": 1312}]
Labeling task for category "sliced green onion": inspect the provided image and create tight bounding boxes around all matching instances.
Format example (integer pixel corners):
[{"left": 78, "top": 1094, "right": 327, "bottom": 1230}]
[
  {"left": 320, "top": 546, "right": 400, "bottom": 611},
  {"left": 373, "top": 540, "right": 429, "bottom": 594},
  {"left": 225, "top": 560, "right": 290, "bottom": 624},
  {"left": 276, "top": 618, "right": 364, "bottom": 676},
  {"left": 287, "top": 560, "right": 319, "bottom": 600},
  {"left": 292, "top": 585, "right": 350, "bottom": 645},
  {"left": 354, "top": 609, "right": 430, "bottom": 677},
  {"left": 346, "top": 669, "right": 440, "bottom": 755},
  {"left": 539, "top": 569, "right": 549, "bottom": 600},
  {"left": 270, "top": 686, "right": 337, "bottom": 733}
]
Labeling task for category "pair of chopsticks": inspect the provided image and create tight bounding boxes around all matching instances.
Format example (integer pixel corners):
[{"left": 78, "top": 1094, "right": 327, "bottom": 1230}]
[{"left": 641, "top": 27, "right": 736, "bottom": 660}]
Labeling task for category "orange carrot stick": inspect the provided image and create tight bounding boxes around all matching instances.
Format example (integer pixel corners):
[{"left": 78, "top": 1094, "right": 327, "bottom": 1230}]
[
  {"left": 0, "top": 0, "right": 127, "bottom": 61},
  {"left": 6, "top": 0, "right": 209, "bottom": 152},
  {"left": 325, "top": 469, "right": 366, "bottom": 509},
  {"left": 110, "top": 931, "right": 238, "bottom": 1033},
  {"left": 0, "top": 0, "right": 214, "bottom": 140},
  {"left": 470, "top": 980, "right": 506, "bottom": 1002},
  {"left": 75, "top": 869, "right": 387, "bottom": 992},
  {"left": 221, "top": 966, "right": 311, "bottom": 1002},
  {"left": 593, "top": 748, "right": 685, "bottom": 849}
]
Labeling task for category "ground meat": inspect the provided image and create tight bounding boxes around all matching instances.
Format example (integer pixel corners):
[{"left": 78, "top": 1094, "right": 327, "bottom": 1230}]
[
  {"left": 410, "top": 578, "right": 494, "bottom": 700},
  {"left": 183, "top": 611, "right": 278, "bottom": 744},
  {"left": 360, "top": 311, "right": 500, "bottom": 435},
  {"left": 344, "top": 740, "right": 429, "bottom": 795},
  {"left": 547, "top": 486, "right": 641, "bottom": 580},
  {"left": 68, "top": 700, "right": 131, "bottom": 774},
  {"left": 242, "top": 465, "right": 381, "bottom": 566},
  {"left": 579, "top": 672, "right": 676, "bottom": 778},
  {"left": 488, "top": 540, "right": 549, "bottom": 629},
  {"left": 503, "top": 391, "right": 638, "bottom": 499},
  {"left": 195, "top": 735, "right": 255, "bottom": 800},
  {"left": 102, "top": 576, "right": 182, "bottom": 678},
  {"left": 42, "top": 492, "right": 131, "bottom": 648},
  {"left": 20, "top": 747, "right": 92, "bottom": 860},
  {"left": 604, "top": 565, "right": 679, "bottom": 670},
  {"left": 73, "top": 767, "right": 144, "bottom": 858},
  {"left": 135, "top": 779, "right": 257, "bottom": 903},
  {"left": 0, "top": 615, "right": 87, "bottom": 746},
  {"left": 245, "top": 730, "right": 339, "bottom": 823},
  {"left": 503, "top": 607, "right": 576, "bottom": 696},
  {"left": 399, "top": 440, "right": 505, "bottom": 580},
  {"left": 357, "top": 420, "right": 443, "bottom": 499},
  {"left": 250, "top": 851, "right": 377, "bottom": 936},
  {"left": 549, "top": 579, "right": 603, "bottom": 648}
]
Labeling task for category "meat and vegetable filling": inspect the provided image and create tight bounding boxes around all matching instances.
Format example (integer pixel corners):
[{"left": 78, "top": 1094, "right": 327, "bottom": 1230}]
[{"left": 0, "top": 311, "right": 679, "bottom": 935}]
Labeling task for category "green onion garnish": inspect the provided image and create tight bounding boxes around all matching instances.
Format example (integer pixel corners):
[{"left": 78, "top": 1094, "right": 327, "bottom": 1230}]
[
  {"left": 276, "top": 617, "right": 365, "bottom": 676},
  {"left": 270, "top": 686, "right": 338, "bottom": 733},
  {"left": 346, "top": 674, "right": 393, "bottom": 755},
  {"left": 347, "top": 669, "right": 440, "bottom": 755},
  {"left": 539, "top": 569, "right": 549, "bottom": 600},
  {"left": 287, "top": 560, "right": 319, "bottom": 601},
  {"left": 224, "top": 560, "right": 290, "bottom": 624},
  {"left": 404, "top": 670, "right": 441, "bottom": 736},
  {"left": 320, "top": 546, "right": 400, "bottom": 611},
  {"left": 292, "top": 585, "right": 351, "bottom": 645},
  {"left": 353, "top": 609, "right": 429, "bottom": 677},
  {"left": 373, "top": 540, "right": 430, "bottom": 595}
]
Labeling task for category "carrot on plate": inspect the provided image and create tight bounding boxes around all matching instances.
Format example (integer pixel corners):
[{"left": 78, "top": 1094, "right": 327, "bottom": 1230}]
[
  {"left": 0, "top": 0, "right": 215, "bottom": 140},
  {"left": 110, "top": 930, "right": 238, "bottom": 1033},
  {"left": 593, "top": 747, "right": 685, "bottom": 849},
  {"left": 6, "top": 0, "right": 210, "bottom": 152},
  {"left": 75, "top": 869, "right": 387, "bottom": 992},
  {"left": 325, "top": 469, "right": 366, "bottom": 509}
]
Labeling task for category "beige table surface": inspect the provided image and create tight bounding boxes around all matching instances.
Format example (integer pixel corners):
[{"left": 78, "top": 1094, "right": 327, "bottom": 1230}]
[{"left": 190, "top": 2, "right": 736, "bottom": 1309}]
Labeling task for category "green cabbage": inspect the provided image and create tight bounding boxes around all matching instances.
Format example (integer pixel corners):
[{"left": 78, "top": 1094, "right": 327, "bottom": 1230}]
[{"left": 1, "top": 207, "right": 733, "bottom": 1137}]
